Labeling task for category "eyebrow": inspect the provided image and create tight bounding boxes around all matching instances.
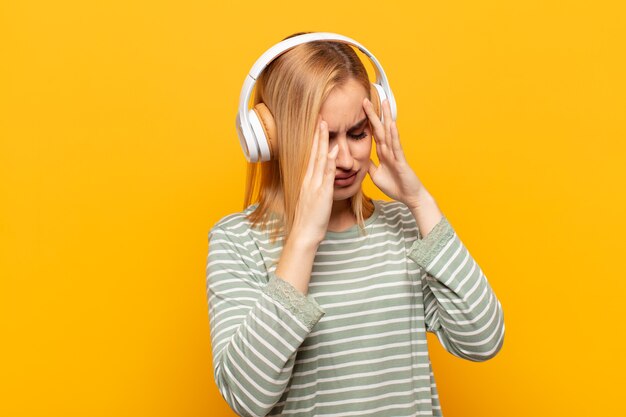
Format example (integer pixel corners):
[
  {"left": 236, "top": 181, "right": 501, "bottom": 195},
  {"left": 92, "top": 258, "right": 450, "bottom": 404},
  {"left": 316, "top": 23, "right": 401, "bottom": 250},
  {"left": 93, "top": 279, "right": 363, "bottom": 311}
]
[{"left": 328, "top": 117, "right": 368, "bottom": 135}]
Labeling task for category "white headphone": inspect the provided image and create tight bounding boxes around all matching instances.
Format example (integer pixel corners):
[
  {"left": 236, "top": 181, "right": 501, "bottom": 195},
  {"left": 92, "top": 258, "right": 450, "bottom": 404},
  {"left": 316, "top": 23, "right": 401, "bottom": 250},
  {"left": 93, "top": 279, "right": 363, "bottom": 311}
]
[{"left": 235, "top": 32, "right": 397, "bottom": 163}]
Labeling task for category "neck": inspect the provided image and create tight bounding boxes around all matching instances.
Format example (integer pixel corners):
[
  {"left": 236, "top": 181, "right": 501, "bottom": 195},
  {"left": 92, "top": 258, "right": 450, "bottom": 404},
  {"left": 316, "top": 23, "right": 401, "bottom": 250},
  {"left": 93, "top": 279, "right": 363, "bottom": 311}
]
[
  {"left": 330, "top": 198, "right": 352, "bottom": 219},
  {"left": 328, "top": 198, "right": 355, "bottom": 232}
]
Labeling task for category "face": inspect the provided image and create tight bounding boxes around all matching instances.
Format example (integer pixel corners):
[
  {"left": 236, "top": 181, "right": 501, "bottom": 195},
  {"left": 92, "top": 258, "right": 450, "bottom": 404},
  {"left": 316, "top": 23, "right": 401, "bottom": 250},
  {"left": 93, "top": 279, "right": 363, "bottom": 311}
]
[{"left": 319, "top": 78, "right": 373, "bottom": 201}]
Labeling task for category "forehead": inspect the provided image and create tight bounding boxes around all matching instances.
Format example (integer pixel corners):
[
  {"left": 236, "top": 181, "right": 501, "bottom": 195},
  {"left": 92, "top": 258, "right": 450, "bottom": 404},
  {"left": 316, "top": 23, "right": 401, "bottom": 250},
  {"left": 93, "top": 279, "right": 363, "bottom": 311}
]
[{"left": 319, "top": 79, "right": 367, "bottom": 131}]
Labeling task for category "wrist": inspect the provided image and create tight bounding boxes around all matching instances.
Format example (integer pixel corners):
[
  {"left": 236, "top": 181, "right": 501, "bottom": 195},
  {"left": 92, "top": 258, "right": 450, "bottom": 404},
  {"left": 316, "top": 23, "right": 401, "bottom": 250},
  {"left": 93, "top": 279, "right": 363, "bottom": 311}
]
[
  {"left": 407, "top": 189, "right": 444, "bottom": 239},
  {"left": 288, "top": 226, "right": 323, "bottom": 250},
  {"left": 276, "top": 233, "right": 318, "bottom": 295},
  {"left": 407, "top": 187, "right": 435, "bottom": 212}
]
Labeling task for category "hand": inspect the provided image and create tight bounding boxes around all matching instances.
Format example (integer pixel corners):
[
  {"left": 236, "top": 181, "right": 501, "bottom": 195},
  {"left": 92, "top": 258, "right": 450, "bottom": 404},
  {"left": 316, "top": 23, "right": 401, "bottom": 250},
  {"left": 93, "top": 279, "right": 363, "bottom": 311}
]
[
  {"left": 363, "top": 97, "right": 427, "bottom": 211},
  {"left": 290, "top": 116, "right": 339, "bottom": 246}
]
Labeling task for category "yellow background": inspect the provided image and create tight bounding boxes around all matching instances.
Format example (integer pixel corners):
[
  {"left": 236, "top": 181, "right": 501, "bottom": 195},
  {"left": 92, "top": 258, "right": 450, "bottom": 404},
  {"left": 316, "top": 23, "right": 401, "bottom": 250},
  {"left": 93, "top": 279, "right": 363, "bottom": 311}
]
[{"left": 1, "top": 0, "right": 624, "bottom": 416}]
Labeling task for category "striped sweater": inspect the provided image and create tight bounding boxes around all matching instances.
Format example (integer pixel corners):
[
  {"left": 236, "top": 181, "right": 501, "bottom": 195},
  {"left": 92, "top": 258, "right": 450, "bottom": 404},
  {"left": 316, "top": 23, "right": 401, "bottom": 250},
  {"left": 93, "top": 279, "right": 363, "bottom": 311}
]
[{"left": 206, "top": 199, "right": 505, "bottom": 416}]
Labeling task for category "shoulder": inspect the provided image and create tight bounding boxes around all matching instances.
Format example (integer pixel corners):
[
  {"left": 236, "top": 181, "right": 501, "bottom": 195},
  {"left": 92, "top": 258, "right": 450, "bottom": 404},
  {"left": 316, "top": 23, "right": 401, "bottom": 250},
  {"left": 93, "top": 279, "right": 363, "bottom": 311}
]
[
  {"left": 375, "top": 199, "right": 411, "bottom": 215},
  {"left": 372, "top": 199, "right": 419, "bottom": 240},
  {"left": 374, "top": 199, "right": 415, "bottom": 224},
  {"left": 208, "top": 204, "right": 258, "bottom": 241}
]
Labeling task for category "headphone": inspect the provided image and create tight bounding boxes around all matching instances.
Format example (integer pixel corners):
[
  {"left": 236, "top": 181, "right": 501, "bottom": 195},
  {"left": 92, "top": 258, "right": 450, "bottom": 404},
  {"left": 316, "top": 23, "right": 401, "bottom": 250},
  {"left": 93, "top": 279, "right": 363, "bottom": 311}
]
[{"left": 235, "top": 32, "right": 397, "bottom": 163}]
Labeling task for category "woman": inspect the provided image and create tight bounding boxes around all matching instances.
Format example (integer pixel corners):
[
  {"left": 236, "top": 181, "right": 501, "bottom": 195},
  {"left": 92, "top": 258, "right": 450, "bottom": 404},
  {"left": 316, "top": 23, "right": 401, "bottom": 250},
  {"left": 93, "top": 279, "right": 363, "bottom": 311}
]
[{"left": 206, "top": 32, "right": 505, "bottom": 416}]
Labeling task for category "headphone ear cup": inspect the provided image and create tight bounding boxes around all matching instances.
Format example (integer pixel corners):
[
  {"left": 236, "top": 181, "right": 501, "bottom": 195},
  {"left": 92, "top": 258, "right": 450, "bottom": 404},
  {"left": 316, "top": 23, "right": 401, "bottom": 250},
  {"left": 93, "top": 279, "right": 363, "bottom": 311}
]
[{"left": 250, "top": 102, "right": 277, "bottom": 161}]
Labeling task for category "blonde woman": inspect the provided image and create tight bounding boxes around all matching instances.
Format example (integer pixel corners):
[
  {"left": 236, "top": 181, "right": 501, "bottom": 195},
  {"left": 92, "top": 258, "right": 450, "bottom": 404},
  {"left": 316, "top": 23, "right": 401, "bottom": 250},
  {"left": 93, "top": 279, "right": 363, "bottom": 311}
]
[{"left": 206, "top": 32, "right": 505, "bottom": 416}]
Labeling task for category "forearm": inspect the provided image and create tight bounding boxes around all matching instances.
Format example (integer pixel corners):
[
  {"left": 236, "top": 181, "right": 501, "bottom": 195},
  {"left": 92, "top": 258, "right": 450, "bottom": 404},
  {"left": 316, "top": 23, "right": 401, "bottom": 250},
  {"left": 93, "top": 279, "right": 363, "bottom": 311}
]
[
  {"left": 213, "top": 303, "right": 299, "bottom": 416},
  {"left": 406, "top": 211, "right": 505, "bottom": 362},
  {"left": 408, "top": 187, "right": 444, "bottom": 239},
  {"left": 425, "top": 274, "right": 505, "bottom": 362},
  {"left": 275, "top": 233, "right": 319, "bottom": 295},
  {"left": 210, "top": 273, "right": 324, "bottom": 415},
  {"left": 208, "top": 225, "right": 326, "bottom": 415}
]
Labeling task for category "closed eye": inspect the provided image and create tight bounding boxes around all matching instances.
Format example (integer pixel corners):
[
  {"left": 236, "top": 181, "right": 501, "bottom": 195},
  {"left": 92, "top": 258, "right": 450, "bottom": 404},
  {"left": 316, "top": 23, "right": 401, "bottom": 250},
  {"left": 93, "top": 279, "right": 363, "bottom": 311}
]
[
  {"left": 328, "top": 117, "right": 369, "bottom": 140},
  {"left": 348, "top": 131, "right": 368, "bottom": 140}
]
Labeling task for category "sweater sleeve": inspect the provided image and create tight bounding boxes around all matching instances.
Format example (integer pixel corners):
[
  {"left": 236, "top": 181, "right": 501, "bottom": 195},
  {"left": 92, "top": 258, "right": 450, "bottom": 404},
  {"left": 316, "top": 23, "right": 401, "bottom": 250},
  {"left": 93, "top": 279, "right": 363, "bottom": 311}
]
[
  {"left": 206, "top": 225, "right": 325, "bottom": 416},
  {"left": 407, "top": 216, "right": 505, "bottom": 362}
]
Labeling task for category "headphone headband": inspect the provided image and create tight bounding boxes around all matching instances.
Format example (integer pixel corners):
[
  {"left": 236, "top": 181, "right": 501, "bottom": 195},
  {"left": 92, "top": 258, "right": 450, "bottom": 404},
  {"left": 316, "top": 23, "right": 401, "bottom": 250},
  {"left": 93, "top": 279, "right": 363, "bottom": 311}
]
[{"left": 236, "top": 32, "right": 397, "bottom": 162}]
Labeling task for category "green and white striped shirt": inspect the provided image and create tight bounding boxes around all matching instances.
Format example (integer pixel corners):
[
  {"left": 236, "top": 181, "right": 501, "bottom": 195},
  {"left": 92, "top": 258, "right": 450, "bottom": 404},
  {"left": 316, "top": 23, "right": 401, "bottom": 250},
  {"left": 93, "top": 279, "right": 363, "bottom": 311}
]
[{"left": 206, "top": 199, "right": 505, "bottom": 416}]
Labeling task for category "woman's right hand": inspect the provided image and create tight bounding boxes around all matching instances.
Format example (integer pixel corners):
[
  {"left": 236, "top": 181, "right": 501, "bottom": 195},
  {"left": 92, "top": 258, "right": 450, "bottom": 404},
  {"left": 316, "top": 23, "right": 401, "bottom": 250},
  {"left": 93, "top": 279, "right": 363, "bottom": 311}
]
[
  {"left": 275, "top": 117, "right": 338, "bottom": 295},
  {"left": 291, "top": 116, "right": 339, "bottom": 247}
]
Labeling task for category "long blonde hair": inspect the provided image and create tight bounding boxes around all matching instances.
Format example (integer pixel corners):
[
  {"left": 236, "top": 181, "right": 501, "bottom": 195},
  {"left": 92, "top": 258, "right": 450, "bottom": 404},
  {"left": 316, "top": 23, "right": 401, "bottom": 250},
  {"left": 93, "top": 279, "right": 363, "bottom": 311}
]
[{"left": 244, "top": 32, "right": 375, "bottom": 244}]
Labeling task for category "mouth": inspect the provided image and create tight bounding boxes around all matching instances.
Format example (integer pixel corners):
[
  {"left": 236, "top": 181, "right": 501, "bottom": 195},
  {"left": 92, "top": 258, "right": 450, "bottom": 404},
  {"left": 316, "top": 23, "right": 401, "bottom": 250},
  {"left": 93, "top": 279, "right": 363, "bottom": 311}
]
[
  {"left": 334, "top": 171, "right": 358, "bottom": 187},
  {"left": 335, "top": 171, "right": 358, "bottom": 180}
]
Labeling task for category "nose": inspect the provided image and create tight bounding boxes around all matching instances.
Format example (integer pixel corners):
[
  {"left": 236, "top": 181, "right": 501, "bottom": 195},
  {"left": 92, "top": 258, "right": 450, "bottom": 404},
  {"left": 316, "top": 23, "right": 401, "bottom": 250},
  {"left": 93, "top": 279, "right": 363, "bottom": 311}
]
[{"left": 333, "top": 137, "right": 354, "bottom": 170}]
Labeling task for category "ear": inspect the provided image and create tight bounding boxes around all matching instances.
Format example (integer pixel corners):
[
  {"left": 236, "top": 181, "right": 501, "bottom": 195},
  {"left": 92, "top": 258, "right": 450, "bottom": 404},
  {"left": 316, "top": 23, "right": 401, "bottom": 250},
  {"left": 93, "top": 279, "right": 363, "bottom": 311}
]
[
  {"left": 252, "top": 102, "right": 277, "bottom": 159},
  {"left": 369, "top": 84, "right": 382, "bottom": 119}
]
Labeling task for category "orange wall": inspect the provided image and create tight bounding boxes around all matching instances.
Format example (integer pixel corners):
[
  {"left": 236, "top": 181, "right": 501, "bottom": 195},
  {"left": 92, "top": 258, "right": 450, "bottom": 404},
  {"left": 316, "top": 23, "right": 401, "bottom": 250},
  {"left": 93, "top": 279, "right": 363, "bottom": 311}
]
[{"left": 2, "top": 1, "right": 624, "bottom": 416}]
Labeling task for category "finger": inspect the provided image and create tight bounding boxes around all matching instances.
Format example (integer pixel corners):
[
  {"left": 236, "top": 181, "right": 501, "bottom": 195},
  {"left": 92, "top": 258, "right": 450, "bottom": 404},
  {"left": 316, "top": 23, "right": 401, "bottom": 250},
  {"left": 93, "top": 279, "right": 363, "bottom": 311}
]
[
  {"left": 324, "top": 144, "right": 339, "bottom": 188},
  {"left": 305, "top": 117, "right": 321, "bottom": 182},
  {"left": 364, "top": 98, "right": 391, "bottom": 162},
  {"left": 382, "top": 99, "right": 395, "bottom": 160},
  {"left": 371, "top": 116, "right": 392, "bottom": 164},
  {"left": 390, "top": 119, "right": 406, "bottom": 163},
  {"left": 363, "top": 98, "right": 386, "bottom": 146},
  {"left": 372, "top": 131, "right": 389, "bottom": 163},
  {"left": 313, "top": 120, "right": 329, "bottom": 188},
  {"left": 367, "top": 158, "right": 378, "bottom": 177}
]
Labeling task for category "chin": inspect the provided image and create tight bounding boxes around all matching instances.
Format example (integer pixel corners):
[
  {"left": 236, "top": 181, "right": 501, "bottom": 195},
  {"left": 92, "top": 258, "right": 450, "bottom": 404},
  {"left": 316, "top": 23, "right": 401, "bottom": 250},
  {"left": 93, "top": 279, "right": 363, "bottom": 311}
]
[
  {"left": 332, "top": 193, "right": 353, "bottom": 201},
  {"left": 333, "top": 181, "right": 362, "bottom": 201}
]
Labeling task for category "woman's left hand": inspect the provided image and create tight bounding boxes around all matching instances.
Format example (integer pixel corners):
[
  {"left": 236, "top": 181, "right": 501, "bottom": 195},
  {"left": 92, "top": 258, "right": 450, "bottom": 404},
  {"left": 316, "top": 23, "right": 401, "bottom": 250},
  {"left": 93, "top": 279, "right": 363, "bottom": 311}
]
[{"left": 363, "top": 97, "right": 426, "bottom": 211}]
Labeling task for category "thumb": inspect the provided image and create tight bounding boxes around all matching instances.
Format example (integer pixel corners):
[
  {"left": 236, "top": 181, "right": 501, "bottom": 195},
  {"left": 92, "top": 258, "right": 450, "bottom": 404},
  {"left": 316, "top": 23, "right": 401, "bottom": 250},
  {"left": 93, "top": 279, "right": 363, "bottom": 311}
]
[{"left": 368, "top": 159, "right": 378, "bottom": 177}]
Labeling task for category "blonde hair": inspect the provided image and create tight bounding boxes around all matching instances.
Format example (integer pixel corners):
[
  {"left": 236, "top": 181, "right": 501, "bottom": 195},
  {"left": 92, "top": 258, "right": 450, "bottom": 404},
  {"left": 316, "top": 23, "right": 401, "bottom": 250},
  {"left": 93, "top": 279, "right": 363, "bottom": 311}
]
[{"left": 244, "top": 32, "right": 375, "bottom": 245}]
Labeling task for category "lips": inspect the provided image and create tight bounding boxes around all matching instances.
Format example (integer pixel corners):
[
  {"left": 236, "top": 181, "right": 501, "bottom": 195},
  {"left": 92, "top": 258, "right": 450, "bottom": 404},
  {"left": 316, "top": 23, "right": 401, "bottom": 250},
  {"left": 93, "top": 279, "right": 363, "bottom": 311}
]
[
  {"left": 334, "top": 171, "right": 358, "bottom": 187},
  {"left": 335, "top": 171, "right": 357, "bottom": 180}
]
